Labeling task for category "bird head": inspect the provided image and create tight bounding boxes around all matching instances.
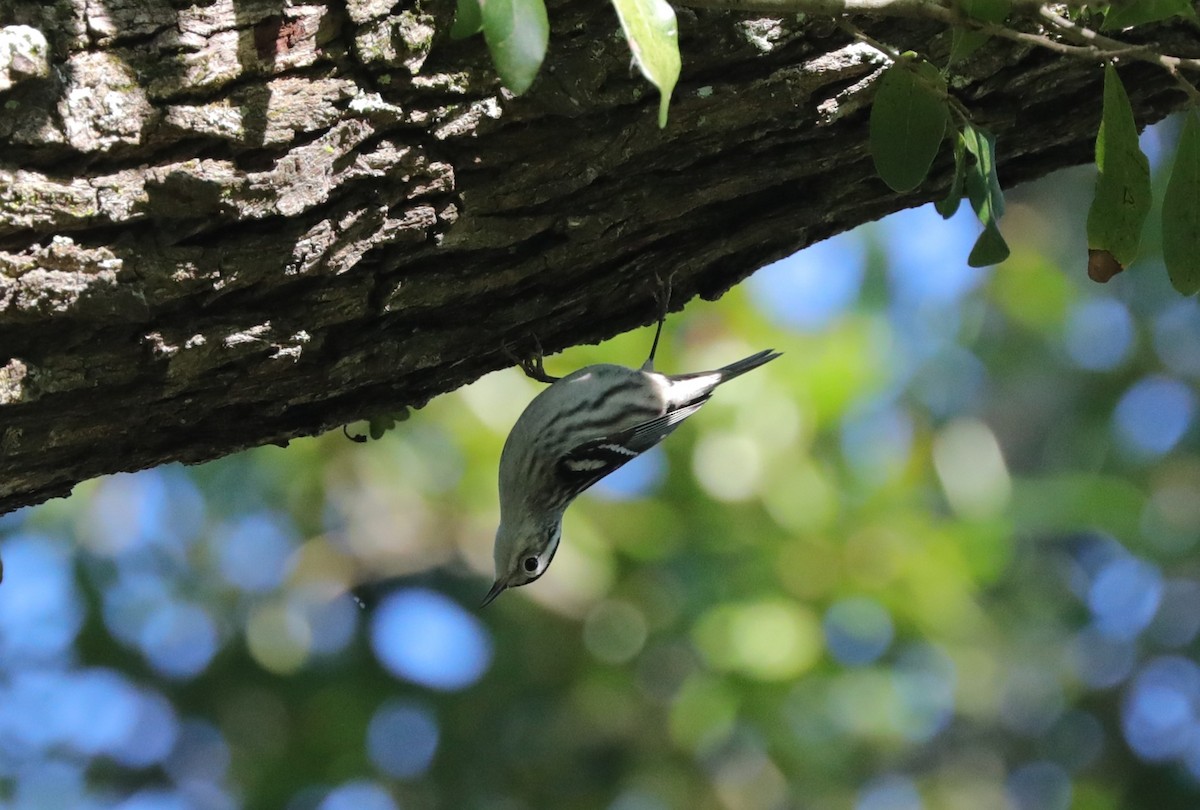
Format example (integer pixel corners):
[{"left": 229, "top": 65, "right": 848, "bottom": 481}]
[{"left": 481, "top": 517, "right": 562, "bottom": 607}]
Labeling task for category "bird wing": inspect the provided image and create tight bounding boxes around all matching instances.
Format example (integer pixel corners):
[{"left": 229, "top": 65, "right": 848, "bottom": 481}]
[{"left": 555, "top": 399, "right": 708, "bottom": 495}]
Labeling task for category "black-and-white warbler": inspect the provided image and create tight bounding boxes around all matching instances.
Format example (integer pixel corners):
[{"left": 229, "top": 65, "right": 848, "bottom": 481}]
[{"left": 482, "top": 301, "right": 780, "bottom": 606}]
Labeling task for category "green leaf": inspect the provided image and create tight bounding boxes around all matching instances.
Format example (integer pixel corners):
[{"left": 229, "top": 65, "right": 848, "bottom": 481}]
[
  {"left": 1085, "top": 63, "right": 1151, "bottom": 270},
  {"left": 610, "top": 0, "right": 681, "bottom": 128},
  {"left": 948, "top": 0, "right": 1009, "bottom": 65},
  {"left": 949, "top": 29, "right": 989, "bottom": 65},
  {"left": 450, "top": 0, "right": 483, "bottom": 39},
  {"left": 480, "top": 0, "right": 549, "bottom": 95},
  {"left": 961, "top": 123, "right": 1009, "bottom": 266},
  {"left": 969, "top": 221, "right": 1010, "bottom": 266},
  {"left": 869, "top": 59, "right": 950, "bottom": 193},
  {"left": 959, "top": 0, "right": 1010, "bottom": 21},
  {"left": 962, "top": 123, "right": 1004, "bottom": 218},
  {"left": 1103, "top": 0, "right": 1194, "bottom": 29},
  {"left": 936, "top": 132, "right": 967, "bottom": 218},
  {"left": 1163, "top": 113, "right": 1200, "bottom": 295}
]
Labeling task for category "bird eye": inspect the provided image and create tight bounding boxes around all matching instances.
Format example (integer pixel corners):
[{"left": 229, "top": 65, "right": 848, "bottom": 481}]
[{"left": 522, "top": 556, "right": 539, "bottom": 573}]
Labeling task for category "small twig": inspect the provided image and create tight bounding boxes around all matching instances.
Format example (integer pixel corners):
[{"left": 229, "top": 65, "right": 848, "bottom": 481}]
[
  {"left": 835, "top": 18, "right": 901, "bottom": 60},
  {"left": 678, "top": 0, "right": 1090, "bottom": 14},
  {"left": 679, "top": 0, "right": 1200, "bottom": 104},
  {"left": 1038, "top": 6, "right": 1200, "bottom": 104},
  {"left": 1161, "top": 60, "right": 1200, "bottom": 106},
  {"left": 904, "top": 4, "right": 1142, "bottom": 61},
  {"left": 680, "top": 0, "right": 938, "bottom": 13},
  {"left": 837, "top": 19, "right": 975, "bottom": 124}
]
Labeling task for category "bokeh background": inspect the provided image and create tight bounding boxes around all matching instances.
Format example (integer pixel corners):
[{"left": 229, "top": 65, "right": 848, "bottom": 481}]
[{"left": 3, "top": 114, "right": 1200, "bottom": 810}]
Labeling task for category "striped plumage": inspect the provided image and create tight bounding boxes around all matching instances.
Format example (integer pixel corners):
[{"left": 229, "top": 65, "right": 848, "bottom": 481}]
[{"left": 482, "top": 337, "right": 780, "bottom": 607}]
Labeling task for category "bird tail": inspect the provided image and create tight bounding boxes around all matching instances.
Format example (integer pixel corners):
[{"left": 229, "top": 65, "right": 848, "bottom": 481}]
[
  {"left": 664, "top": 348, "right": 780, "bottom": 409},
  {"left": 717, "top": 348, "right": 781, "bottom": 382}
]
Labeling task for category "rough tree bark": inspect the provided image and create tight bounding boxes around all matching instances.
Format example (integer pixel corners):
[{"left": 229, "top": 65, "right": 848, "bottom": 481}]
[{"left": 0, "top": 0, "right": 1194, "bottom": 514}]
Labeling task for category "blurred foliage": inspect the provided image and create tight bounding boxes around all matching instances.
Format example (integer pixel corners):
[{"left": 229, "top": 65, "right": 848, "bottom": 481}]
[{"left": 4, "top": 117, "right": 1200, "bottom": 810}]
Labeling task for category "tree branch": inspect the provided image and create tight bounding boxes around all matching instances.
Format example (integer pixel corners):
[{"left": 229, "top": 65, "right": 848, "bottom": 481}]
[
  {"left": 679, "top": 0, "right": 1200, "bottom": 104},
  {"left": 0, "top": 0, "right": 1195, "bottom": 514},
  {"left": 836, "top": 19, "right": 975, "bottom": 123},
  {"left": 677, "top": 0, "right": 1088, "bottom": 14},
  {"left": 1037, "top": 6, "right": 1200, "bottom": 103}
]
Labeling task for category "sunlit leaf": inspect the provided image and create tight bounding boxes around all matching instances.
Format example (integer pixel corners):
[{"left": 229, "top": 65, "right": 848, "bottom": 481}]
[
  {"left": 1086, "top": 63, "right": 1151, "bottom": 272},
  {"left": 1162, "top": 113, "right": 1200, "bottom": 295},
  {"left": 1103, "top": 0, "right": 1195, "bottom": 29},
  {"left": 610, "top": 0, "right": 681, "bottom": 128},
  {"left": 450, "top": 0, "right": 483, "bottom": 39},
  {"left": 869, "top": 58, "right": 949, "bottom": 192},
  {"left": 480, "top": 0, "right": 549, "bottom": 95}
]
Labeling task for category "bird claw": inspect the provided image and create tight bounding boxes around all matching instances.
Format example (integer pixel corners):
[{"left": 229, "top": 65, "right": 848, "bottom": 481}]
[
  {"left": 521, "top": 355, "right": 559, "bottom": 384},
  {"left": 503, "top": 335, "right": 561, "bottom": 384}
]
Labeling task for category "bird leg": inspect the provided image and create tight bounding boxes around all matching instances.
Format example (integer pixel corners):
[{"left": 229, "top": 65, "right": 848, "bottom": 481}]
[
  {"left": 643, "top": 272, "right": 676, "bottom": 372},
  {"left": 504, "top": 335, "right": 561, "bottom": 384}
]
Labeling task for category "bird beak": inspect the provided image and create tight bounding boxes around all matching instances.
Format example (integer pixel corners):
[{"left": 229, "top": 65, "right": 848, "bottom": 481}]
[{"left": 480, "top": 579, "right": 507, "bottom": 608}]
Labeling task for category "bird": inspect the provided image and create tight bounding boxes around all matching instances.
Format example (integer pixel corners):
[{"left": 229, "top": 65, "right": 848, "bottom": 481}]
[{"left": 481, "top": 294, "right": 780, "bottom": 607}]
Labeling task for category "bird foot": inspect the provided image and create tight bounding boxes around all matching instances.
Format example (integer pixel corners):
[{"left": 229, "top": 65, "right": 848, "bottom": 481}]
[{"left": 503, "top": 335, "right": 561, "bottom": 384}]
